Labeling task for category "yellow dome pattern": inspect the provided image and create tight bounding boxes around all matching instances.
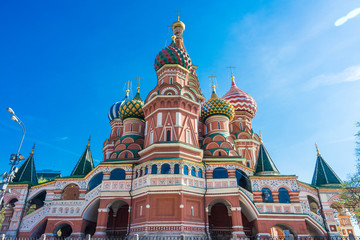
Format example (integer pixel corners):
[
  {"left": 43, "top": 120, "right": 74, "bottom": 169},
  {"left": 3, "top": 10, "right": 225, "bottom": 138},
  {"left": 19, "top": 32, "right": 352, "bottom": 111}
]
[
  {"left": 119, "top": 92, "right": 144, "bottom": 120},
  {"left": 201, "top": 91, "right": 235, "bottom": 122}
]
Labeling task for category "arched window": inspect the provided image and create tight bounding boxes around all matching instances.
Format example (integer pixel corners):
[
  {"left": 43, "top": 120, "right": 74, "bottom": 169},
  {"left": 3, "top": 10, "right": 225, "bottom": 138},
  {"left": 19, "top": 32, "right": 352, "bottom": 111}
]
[
  {"left": 184, "top": 165, "right": 189, "bottom": 175},
  {"left": 307, "top": 196, "right": 319, "bottom": 214},
  {"left": 88, "top": 172, "right": 103, "bottom": 192},
  {"left": 166, "top": 130, "right": 171, "bottom": 141},
  {"left": 279, "top": 188, "right": 290, "bottom": 203},
  {"left": 135, "top": 171, "right": 138, "bottom": 178},
  {"left": 110, "top": 168, "right": 126, "bottom": 180},
  {"left": 219, "top": 151, "right": 222, "bottom": 156},
  {"left": 198, "top": 169, "right": 202, "bottom": 178},
  {"left": 130, "top": 124, "right": 133, "bottom": 132},
  {"left": 262, "top": 188, "right": 273, "bottom": 203},
  {"left": 246, "top": 162, "right": 250, "bottom": 168},
  {"left": 170, "top": 77, "right": 173, "bottom": 84},
  {"left": 191, "top": 167, "right": 196, "bottom": 177},
  {"left": 145, "top": 166, "right": 148, "bottom": 175},
  {"left": 235, "top": 169, "right": 252, "bottom": 192},
  {"left": 213, "top": 167, "right": 228, "bottom": 179},
  {"left": 174, "top": 164, "right": 180, "bottom": 174},
  {"left": 161, "top": 164, "right": 170, "bottom": 174},
  {"left": 218, "top": 122, "right": 221, "bottom": 129},
  {"left": 151, "top": 164, "right": 158, "bottom": 174},
  {"left": 125, "top": 152, "right": 128, "bottom": 159}
]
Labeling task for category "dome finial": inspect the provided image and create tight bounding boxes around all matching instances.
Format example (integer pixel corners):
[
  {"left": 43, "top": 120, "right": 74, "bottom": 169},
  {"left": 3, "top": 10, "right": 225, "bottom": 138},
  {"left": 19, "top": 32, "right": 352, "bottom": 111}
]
[
  {"left": 134, "top": 76, "right": 143, "bottom": 93},
  {"left": 31, "top": 142, "right": 35, "bottom": 154},
  {"left": 227, "top": 66, "right": 236, "bottom": 84},
  {"left": 259, "top": 131, "right": 263, "bottom": 144},
  {"left": 209, "top": 75, "right": 219, "bottom": 99},
  {"left": 177, "top": 10, "right": 180, "bottom": 21},
  {"left": 87, "top": 135, "right": 91, "bottom": 147},
  {"left": 315, "top": 143, "right": 320, "bottom": 156},
  {"left": 125, "top": 80, "right": 131, "bottom": 97}
]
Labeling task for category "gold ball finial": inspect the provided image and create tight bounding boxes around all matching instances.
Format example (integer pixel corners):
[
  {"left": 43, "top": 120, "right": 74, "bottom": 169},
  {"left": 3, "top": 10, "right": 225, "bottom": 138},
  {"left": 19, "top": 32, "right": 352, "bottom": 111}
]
[
  {"left": 259, "top": 131, "right": 263, "bottom": 144},
  {"left": 171, "top": 35, "right": 176, "bottom": 42},
  {"left": 315, "top": 143, "right": 320, "bottom": 156}
]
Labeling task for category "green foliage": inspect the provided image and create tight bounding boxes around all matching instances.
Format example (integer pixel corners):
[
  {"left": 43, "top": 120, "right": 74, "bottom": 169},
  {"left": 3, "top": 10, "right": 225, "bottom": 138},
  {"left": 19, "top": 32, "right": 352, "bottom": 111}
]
[
  {"left": 26, "top": 204, "right": 36, "bottom": 215},
  {"left": 38, "top": 176, "right": 48, "bottom": 184},
  {"left": 0, "top": 207, "right": 5, "bottom": 228},
  {"left": 340, "top": 122, "right": 360, "bottom": 219}
]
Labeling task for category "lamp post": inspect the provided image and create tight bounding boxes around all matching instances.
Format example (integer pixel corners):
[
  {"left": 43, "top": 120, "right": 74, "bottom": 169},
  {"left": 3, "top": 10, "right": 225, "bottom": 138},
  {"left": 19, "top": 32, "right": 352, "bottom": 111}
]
[{"left": 0, "top": 108, "right": 26, "bottom": 208}]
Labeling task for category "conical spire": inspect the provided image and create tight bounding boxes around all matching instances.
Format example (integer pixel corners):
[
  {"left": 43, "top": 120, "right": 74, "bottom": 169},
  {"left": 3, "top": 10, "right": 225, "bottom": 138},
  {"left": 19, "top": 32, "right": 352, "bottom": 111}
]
[
  {"left": 254, "top": 137, "right": 280, "bottom": 175},
  {"left": 311, "top": 144, "right": 342, "bottom": 186},
  {"left": 71, "top": 137, "right": 94, "bottom": 176},
  {"left": 13, "top": 143, "right": 38, "bottom": 185}
]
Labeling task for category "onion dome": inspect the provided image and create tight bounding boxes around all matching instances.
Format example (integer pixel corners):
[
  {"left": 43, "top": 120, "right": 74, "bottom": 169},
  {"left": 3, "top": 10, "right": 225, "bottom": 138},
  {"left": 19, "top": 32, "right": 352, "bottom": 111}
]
[
  {"left": 119, "top": 87, "right": 144, "bottom": 120},
  {"left": 222, "top": 76, "right": 257, "bottom": 118},
  {"left": 154, "top": 41, "right": 192, "bottom": 71},
  {"left": 108, "top": 94, "right": 128, "bottom": 122},
  {"left": 201, "top": 85, "right": 235, "bottom": 122}
]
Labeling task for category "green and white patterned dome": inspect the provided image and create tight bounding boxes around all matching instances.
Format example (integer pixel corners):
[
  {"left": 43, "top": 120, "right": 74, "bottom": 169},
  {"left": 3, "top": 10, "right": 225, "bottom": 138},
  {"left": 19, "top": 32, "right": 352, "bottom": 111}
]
[{"left": 201, "top": 87, "right": 235, "bottom": 122}]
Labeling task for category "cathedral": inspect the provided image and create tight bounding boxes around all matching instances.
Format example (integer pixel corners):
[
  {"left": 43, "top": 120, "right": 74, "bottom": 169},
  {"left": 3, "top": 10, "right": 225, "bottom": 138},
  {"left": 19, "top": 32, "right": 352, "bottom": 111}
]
[{"left": 0, "top": 17, "right": 355, "bottom": 240}]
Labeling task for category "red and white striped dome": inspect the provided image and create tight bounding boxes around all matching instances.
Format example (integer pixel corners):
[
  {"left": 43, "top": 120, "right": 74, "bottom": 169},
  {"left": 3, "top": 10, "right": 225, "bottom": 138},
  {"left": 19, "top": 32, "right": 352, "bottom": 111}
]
[{"left": 222, "top": 79, "right": 257, "bottom": 118}]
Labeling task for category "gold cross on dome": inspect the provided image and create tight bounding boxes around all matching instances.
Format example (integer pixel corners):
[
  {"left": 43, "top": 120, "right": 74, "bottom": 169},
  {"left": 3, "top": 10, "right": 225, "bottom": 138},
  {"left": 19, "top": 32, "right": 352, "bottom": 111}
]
[
  {"left": 227, "top": 66, "right": 236, "bottom": 82},
  {"left": 134, "top": 76, "right": 143, "bottom": 87},
  {"left": 125, "top": 80, "right": 131, "bottom": 96},
  {"left": 176, "top": 10, "right": 181, "bottom": 21}
]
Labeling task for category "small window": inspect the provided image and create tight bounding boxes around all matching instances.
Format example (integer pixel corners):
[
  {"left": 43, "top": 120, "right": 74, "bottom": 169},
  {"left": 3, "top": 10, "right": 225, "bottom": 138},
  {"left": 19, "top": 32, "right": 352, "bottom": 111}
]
[
  {"left": 191, "top": 167, "right": 196, "bottom": 177},
  {"left": 184, "top": 165, "right": 189, "bottom": 175},
  {"left": 125, "top": 152, "right": 128, "bottom": 159},
  {"left": 151, "top": 164, "right": 158, "bottom": 174},
  {"left": 262, "top": 188, "right": 274, "bottom": 203},
  {"left": 218, "top": 122, "right": 221, "bottom": 129},
  {"left": 140, "top": 206, "right": 143, "bottom": 216},
  {"left": 161, "top": 164, "right": 170, "bottom": 174},
  {"left": 166, "top": 130, "right": 171, "bottom": 141},
  {"left": 213, "top": 167, "right": 228, "bottom": 178},
  {"left": 198, "top": 169, "right": 202, "bottom": 178},
  {"left": 145, "top": 167, "right": 148, "bottom": 175},
  {"left": 174, "top": 164, "right": 180, "bottom": 174},
  {"left": 191, "top": 206, "right": 194, "bottom": 216},
  {"left": 246, "top": 162, "right": 250, "bottom": 167},
  {"left": 279, "top": 188, "right": 290, "bottom": 203},
  {"left": 170, "top": 77, "right": 173, "bottom": 84},
  {"left": 130, "top": 124, "right": 133, "bottom": 132},
  {"left": 218, "top": 151, "right": 222, "bottom": 156},
  {"left": 117, "top": 128, "right": 120, "bottom": 136}
]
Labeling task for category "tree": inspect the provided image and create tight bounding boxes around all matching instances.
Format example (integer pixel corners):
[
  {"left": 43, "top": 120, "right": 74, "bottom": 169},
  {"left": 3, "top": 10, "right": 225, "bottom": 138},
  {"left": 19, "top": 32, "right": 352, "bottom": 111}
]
[{"left": 340, "top": 122, "right": 360, "bottom": 220}]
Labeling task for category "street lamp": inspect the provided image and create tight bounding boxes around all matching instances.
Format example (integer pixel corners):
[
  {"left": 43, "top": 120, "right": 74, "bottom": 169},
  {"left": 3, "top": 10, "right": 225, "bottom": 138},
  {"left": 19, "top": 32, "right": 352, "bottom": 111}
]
[{"left": 0, "top": 108, "right": 26, "bottom": 208}]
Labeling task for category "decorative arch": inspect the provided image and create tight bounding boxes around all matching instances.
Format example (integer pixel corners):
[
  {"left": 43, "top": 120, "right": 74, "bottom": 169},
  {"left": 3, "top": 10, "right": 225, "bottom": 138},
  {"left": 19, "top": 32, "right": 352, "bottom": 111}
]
[
  {"left": 62, "top": 184, "right": 80, "bottom": 200},
  {"left": 236, "top": 169, "right": 252, "bottom": 192},
  {"left": 160, "top": 86, "right": 178, "bottom": 95},
  {"left": 213, "top": 167, "right": 228, "bottom": 179},
  {"left": 110, "top": 168, "right": 126, "bottom": 180},
  {"left": 213, "top": 149, "right": 228, "bottom": 157},
  {"left": 88, "top": 172, "right": 103, "bottom": 192}
]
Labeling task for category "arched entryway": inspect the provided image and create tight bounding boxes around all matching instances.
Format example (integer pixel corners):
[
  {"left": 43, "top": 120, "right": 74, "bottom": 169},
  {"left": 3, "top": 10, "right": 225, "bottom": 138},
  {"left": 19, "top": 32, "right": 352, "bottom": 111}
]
[
  {"left": 106, "top": 200, "right": 129, "bottom": 237},
  {"left": 53, "top": 223, "right": 73, "bottom": 238},
  {"left": 270, "top": 224, "right": 297, "bottom": 239},
  {"left": 82, "top": 198, "right": 100, "bottom": 237},
  {"left": 208, "top": 199, "right": 232, "bottom": 239}
]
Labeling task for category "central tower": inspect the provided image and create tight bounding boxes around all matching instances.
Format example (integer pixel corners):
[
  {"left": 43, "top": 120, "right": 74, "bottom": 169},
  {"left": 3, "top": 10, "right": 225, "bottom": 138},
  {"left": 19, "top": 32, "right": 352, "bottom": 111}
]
[{"left": 139, "top": 17, "right": 204, "bottom": 162}]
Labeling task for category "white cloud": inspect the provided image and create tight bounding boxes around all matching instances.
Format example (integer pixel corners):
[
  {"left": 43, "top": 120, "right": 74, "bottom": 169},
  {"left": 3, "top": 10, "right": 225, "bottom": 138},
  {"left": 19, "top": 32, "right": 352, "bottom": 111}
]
[
  {"left": 55, "top": 136, "right": 69, "bottom": 141},
  {"left": 307, "top": 64, "right": 360, "bottom": 89},
  {"left": 335, "top": 8, "right": 360, "bottom": 27}
]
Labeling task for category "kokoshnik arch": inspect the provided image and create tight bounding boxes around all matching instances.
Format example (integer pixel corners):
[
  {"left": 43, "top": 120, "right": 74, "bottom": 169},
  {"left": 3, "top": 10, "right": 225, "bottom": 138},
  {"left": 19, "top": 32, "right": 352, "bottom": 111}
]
[{"left": 0, "top": 17, "right": 354, "bottom": 239}]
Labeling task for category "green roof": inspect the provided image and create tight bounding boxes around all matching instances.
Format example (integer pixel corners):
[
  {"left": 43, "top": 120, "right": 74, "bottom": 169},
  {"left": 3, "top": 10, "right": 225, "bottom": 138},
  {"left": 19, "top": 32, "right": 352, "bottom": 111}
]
[
  {"left": 13, "top": 151, "right": 38, "bottom": 185},
  {"left": 254, "top": 143, "right": 280, "bottom": 176},
  {"left": 311, "top": 154, "right": 342, "bottom": 186},
  {"left": 71, "top": 143, "right": 94, "bottom": 176}
]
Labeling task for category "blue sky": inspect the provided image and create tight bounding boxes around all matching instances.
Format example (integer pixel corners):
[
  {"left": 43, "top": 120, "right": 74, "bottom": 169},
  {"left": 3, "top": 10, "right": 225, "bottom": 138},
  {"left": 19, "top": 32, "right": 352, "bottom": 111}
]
[{"left": 0, "top": 0, "right": 359, "bottom": 182}]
